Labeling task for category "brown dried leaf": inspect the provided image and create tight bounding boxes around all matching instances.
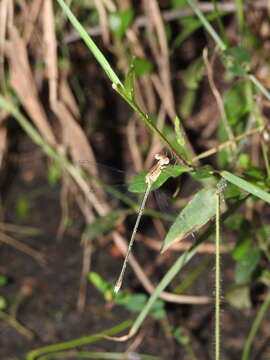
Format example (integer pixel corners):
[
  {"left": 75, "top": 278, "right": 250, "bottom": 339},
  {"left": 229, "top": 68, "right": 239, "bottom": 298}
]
[
  {"left": 42, "top": 0, "right": 99, "bottom": 176},
  {"left": 5, "top": 25, "right": 56, "bottom": 145}
]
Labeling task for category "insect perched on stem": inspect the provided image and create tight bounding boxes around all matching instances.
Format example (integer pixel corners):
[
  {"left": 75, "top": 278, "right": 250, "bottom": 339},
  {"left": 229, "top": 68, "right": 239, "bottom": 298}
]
[{"left": 114, "top": 153, "right": 170, "bottom": 293}]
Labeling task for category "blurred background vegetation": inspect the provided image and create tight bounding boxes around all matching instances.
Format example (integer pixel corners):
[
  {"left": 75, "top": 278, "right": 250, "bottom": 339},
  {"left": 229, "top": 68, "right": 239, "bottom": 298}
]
[{"left": 0, "top": 0, "right": 270, "bottom": 359}]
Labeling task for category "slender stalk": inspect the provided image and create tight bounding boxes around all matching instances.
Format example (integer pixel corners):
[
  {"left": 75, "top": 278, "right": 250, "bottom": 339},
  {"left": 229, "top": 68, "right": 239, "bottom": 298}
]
[
  {"left": 235, "top": 0, "right": 245, "bottom": 35},
  {"left": 248, "top": 74, "right": 270, "bottom": 102},
  {"left": 185, "top": 0, "right": 227, "bottom": 51},
  {"left": 211, "top": 0, "right": 227, "bottom": 44},
  {"left": 215, "top": 190, "right": 221, "bottom": 360},
  {"left": 26, "top": 320, "right": 131, "bottom": 360},
  {"left": 39, "top": 351, "right": 159, "bottom": 360},
  {"left": 242, "top": 291, "right": 270, "bottom": 360}
]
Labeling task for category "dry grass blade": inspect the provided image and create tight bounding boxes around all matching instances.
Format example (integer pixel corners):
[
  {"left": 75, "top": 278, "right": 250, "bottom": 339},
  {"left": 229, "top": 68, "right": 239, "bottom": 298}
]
[
  {"left": 23, "top": 0, "right": 43, "bottom": 45},
  {"left": 0, "top": 125, "right": 7, "bottom": 166},
  {"left": 5, "top": 25, "right": 56, "bottom": 145},
  {"left": 0, "top": 231, "right": 45, "bottom": 265},
  {"left": 59, "top": 69, "right": 80, "bottom": 120},
  {"left": 42, "top": 0, "right": 58, "bottom": 105},
  {"left": 42, "top": 0, "right": 100, "bottom": 179},
  {"left": 143, "top": 0, "right": 175, "bottom": 119},
  {"left": 0, "top": 0, "right": 9, "bottom": 88},
  {"left": 95, "top": 0, "right": 110, "bottom": 45}
]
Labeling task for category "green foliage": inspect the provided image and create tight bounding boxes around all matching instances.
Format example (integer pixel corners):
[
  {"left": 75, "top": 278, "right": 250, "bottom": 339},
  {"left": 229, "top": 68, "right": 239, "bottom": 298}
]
[
  {"left": 0, "top": 275, "right": 7, "bottom": 286},
  {"left": 16, "top": 196, "right": 30, "bottom": 220},
  {"left": 128, "top": 164, "right": 191, "bottom": 193},
  {"left": 222, "top": 46, "right": 251, "bottom": 76},
  {"left": 172, "top": 327, "right": 190, "bottom": 345},
  {"left": 0, "top": 296, "right": 7, "bottom": 310},
  {"left": 47, "top": 161, "right": 62, "bottom": 186},
  {"left": 172, "top": 0, "right": 187, "bottom": 8},
  {"left": 109, "top": 9, "right": 134, "bottom": 40},
  {"left": 0, "top": 276, "right": 8, "bottom": 310},
  {"left": 224, "top": 81, "right": 250, "bottom": 125},
  {"left": 234, "top": 242, "right": 261, "bottom": 285},
  {"left": 83, "top": 210, "right": 128, "bottom": 242},
  {"left": 89, "top": 272, "right": 166, "bottom": 319},
  {"left": 162, "top": 185, "right": 219, "bottom": 252},
  {"left": 133, "top": 57, "right": 153, "bottom": 77}
]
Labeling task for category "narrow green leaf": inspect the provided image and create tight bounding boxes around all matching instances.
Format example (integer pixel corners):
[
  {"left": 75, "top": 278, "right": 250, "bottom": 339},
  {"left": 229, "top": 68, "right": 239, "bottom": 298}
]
[
  {"left": 0, "top": 296, "right": 7, "bottom": 310},
  {"left": 162, "top": 187, "right": 217, "bottom": 252},
  {"left": 124, "top": 61, "right": 135, "bottom": 100},
  {"left": 109, "top": 9, "right": 134, "bottom": 40},
  {"left": 128, "top": 165, "right": 191, "bottom": 193},
  {"left": 224, "top": 81, "right": 250, "bottom": 125},
  {"left": 56, "top": 0, "right": 123, "bottom": 87},
  {"left": 16, "top": 196, "right": 30, "bottom": 220},
  {"left": 133, "top": 57, "right": 153, "bottom": 77},
  {"left": 0, "top": 275, "right": 7, "bottom": 286},
  {"left": 221, "top": 171, "right": 270, "bottom": 204},
  {"left": 222, "top": 46, "right": 251, "bottom": 76},
  {"left": 89, "top": 272, "right": 111, "bottom": 293}
]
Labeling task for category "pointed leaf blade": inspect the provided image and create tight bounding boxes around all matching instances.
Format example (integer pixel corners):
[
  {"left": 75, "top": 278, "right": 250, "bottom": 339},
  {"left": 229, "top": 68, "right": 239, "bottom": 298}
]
[{"left": 162, "top": 187, "right": 217, "bottom": 252}]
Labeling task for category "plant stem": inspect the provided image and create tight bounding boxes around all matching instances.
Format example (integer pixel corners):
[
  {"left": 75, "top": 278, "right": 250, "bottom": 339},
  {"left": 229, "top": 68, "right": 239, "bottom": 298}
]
[
  {"left": 215, "top": 190, "right": 221, "bottom": 360},
  {"left": 242, "top": 291, "right": 270, "bottom": 360},
  {"left": 26, "top": 320, "right": 131, "bottom": 360},
  {"left": 185, "top": 0, "right": 227, "bottom": 51}
]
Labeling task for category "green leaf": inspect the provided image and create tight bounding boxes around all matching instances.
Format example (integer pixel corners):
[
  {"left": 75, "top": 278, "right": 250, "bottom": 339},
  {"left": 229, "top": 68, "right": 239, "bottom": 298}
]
[
  {"left": 232, "top": 238, "right": 251, "bottom": 260},
  {"left": 174, "top": 116, "right": 191, "bottom": 161},
  {"left": 235, "top": 247, "right": 260, "bottom": 284},
  {"left": 109, "top": 9, "right": 134, "bottom": 40},
  {"left": 0, "top": 275, "right": 7, "bottom": 286},
  {"left": 245, "top": 168, "right": 265, "bottom": 181},
  {"left": 124, "top": 61, "right": 135, "bottom": 100},
  {"left": 84, "top": 210, "right": 127, "bottom": 241},
  {"left": 88, "top": 272, "right": 112, "bottom": 293},
  {"left": 172, "top": 0, "right": 187, "bottom": 8},
  {"left": 172, "top": 327, "right": 190, "bottom": 345},
  {"left": 162, "top": 186, "right": 217, "bottom": 252},
  {"left": 223, "top": 183, "right": 242, "bottom": 200},
  {"left": 133, "top": 57, "right": 153, "bottom": 77},
  {"left": 226, "top": 285, "right": 251, "bottom": 309},
  {"left": 190, "top": 166, "right": 215, "bottom": 182},
  {"left": 224, "top": 81, "right": 250, "bottom": 125},
  {"left": 47, "top": 161, "right": 62, "bottom": 186},
  {"left": 222, "top": 46, "right": 251, "bottom": 76},
  {"left": 56, "top": 0, "right": 123, "bottom": 87},
  {"left": 16, "top": 196, "right": 30, "bottom": 220},
  {"left": 0, "top": 296, "right": 7, "bottom": 310},
  {"left": 259, "top": 269, "right": 270, "bottom": 287},
  {"left": 238, "top": 153, "right": 251, "bottom": 169},
  {"left": 182, "top": 58, "right": 205, "bottom": 90},
  {"left": 119, "top": 293, "right": 147, "bottom": 312},
  {"left": 128, "top": 165, "right": 191, "bottom": 193},
  {"left": 225, "top": 213, "right": 244, "bottom": 230},
  {"left": 221, "top": 171, "right": 270, "bottom": 204}
]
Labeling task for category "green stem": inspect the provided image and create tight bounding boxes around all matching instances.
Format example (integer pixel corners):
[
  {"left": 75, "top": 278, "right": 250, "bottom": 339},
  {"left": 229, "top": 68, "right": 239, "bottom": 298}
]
[
  {"left": 0, "top": 310, "right": 34, "bottom": 340},
  {"left": 211, "top": 0, "right": 227, "bottom": 44},
  {"left": 241, "top": 291, "right": 270, "bottom": 360},
  {"left": 127, "top": 198, "right": 244, "bottom": 337},
  {"left": 215, "top": 191, "right": 221, "bottom": 360},
  {"left": 248, "top": 74, "right": 270, "bottom": 102},
  {"left": 185, "top": 0, "right": 227, "bottom": 51},
  {"left": 26, "top": 320, "right": 131, "bottom": 360},
  {"left": 39, "top": 351, "right": 159, "bottom": 360},
  {"left": 235, "top": 0, "right": 245, "bottom": 36}
]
